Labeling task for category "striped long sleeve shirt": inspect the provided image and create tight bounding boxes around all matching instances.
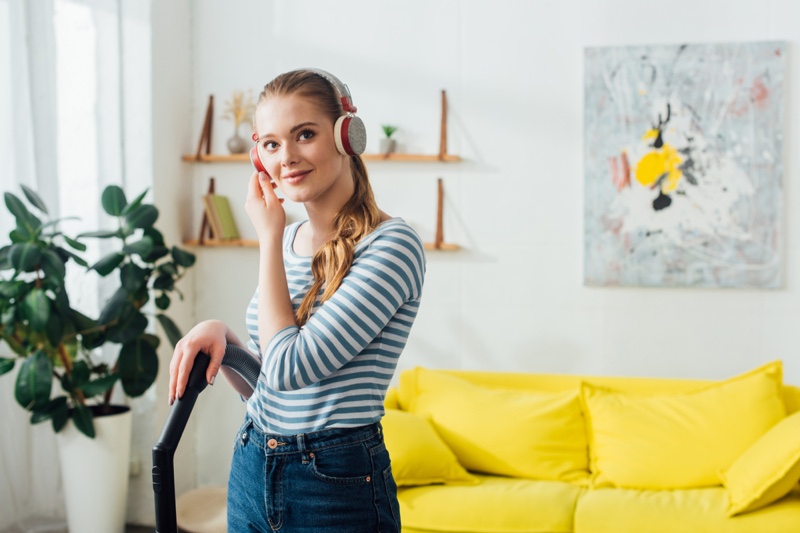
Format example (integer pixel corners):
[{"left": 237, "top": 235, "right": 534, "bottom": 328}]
[{"left": 245, "top": 217, "right": 426, "bottom": 434}]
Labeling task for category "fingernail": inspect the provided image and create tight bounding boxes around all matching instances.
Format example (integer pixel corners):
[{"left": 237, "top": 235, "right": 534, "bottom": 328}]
[
  {"left": 210, "top": 374, "right": 216, "bottom": 386},
  {"left": 169, "top": 396, "right": 174, "bottom": 406},
  {"left": 259, "top": 172, "right": 267, "bottom": 180}
]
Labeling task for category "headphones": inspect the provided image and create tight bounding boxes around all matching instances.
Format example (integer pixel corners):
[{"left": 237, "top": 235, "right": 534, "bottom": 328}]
[{"left": 250, "top": 69, "right": 367, "bottom": 174}]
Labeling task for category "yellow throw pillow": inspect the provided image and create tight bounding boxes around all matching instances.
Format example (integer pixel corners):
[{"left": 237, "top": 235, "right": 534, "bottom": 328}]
[
  {"left": 720, "top": 410, "right": 800, "bottom": 516},
  {"left": 581, "top": 360, "right": 785, "bottom": 489},
  {"left": 408, "top": 368, "right": 589, "bottom": 481},
  {"left": 381, "top": 409, "right": 478, "bottom": 487}
]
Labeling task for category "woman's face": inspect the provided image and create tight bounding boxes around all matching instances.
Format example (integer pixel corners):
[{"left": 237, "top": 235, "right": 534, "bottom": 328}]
[{"left": 254, "top": 93, "right": 350, "bottom": 205}]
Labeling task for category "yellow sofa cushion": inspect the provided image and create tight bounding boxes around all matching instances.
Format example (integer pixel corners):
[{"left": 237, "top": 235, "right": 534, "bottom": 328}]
[
  {"left": 581, "top": 361, "right": 785, "bottom": 489},
  {"left": 399, "top": 475, "right": 583, "bottom": 533},
  {"left": 720, "top": 410, "right": 800, "bottom": 516},
  {"left": 381, "top": 409, "right": 478, "bottom": 487},
  {"left": 574, "top": 486, "right": 800, "bottom": 533},
  {"left": 406, "top": 367, "right": 588, "bottom": 482}
]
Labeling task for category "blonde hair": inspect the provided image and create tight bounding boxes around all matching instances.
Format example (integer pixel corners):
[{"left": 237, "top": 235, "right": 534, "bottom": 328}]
[{"left": 257, "top": 70, "right": 382, "bottom": 326}]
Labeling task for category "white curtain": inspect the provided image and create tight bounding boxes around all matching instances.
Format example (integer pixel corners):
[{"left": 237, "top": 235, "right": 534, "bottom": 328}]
[{"left": 0, "top": 0, "right": 141, "bottom": 530}]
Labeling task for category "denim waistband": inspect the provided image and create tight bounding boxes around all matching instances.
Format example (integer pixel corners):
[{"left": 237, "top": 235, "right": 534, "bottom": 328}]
[{"left": 238, "top": 417, "right": 383, "bottom": 455}]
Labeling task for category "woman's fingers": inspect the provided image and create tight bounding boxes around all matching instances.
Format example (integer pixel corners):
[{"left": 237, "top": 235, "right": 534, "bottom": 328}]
[
  {"left": 258, "top": 172, "right": 280, "bottom": 202},
  {"left": 175, "top": 345, "right": 197, "bottom": 402}
]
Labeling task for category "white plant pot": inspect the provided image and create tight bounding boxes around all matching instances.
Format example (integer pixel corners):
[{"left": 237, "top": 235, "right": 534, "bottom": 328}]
[
  {"left": 379, "top": 138, "right": 396, "bottom": 154},
  {"left": 56, "top": 407, "right": 132, "bottom": 533}
]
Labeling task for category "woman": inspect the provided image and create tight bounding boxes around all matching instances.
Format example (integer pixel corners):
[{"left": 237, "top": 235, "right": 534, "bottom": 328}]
[{"left": 168, "top": 68, "right": 426, "bottom": 532}]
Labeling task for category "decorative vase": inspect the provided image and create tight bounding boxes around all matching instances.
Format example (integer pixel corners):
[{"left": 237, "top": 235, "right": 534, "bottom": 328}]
[
  {"left": 379, "top": 138, "right": 396, "bottom": 155},
  {"left": 227, "top": 126, "right": 247, "bottom": 154},
  {"left": 56, "top": 406, "right": 132, "bottom": 533}
]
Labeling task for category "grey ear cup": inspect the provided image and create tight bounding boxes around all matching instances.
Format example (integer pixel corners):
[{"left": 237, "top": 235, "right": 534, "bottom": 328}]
[
  {"left": 334, "top": 114, "right": 367, "bottom": 156},
  {"left": 346, "top": 115, "right": 367, "bottom": 155}
]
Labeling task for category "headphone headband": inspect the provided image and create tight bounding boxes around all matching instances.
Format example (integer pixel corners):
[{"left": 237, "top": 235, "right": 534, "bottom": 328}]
[{"left": 305, "top": 68, "right": 357, "bottom": 113}]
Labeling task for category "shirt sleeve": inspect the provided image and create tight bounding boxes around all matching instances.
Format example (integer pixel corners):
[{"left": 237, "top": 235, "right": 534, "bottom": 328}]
[{"left": 261, "top": 224, "right": 425, "bottom": 391}]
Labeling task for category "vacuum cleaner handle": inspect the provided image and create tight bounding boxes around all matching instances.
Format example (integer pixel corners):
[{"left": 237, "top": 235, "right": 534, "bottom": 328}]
[
  {"left": 152, "top": 345, "right": 261, "bottom": 533},
  {"left": 152, "top": 352, "right": 210, "bottom": 533}
]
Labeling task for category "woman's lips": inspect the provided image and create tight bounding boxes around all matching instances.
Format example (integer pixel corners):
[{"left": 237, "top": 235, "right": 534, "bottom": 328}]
[{"left": 282, "top": 170, "right": 310, "bottom": 185}]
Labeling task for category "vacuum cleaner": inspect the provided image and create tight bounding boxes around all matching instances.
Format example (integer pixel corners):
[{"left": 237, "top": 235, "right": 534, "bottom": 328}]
[{"left": 152, "top": 344, "right": 261, "bottom": 533}]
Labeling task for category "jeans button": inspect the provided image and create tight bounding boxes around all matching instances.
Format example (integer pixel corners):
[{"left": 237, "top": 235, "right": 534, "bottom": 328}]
[{"left": 267, "top": 438, "right": 278, "bottom": 449}]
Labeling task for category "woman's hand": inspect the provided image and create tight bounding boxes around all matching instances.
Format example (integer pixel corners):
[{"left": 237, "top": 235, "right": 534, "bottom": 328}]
[
  {"left": 245, "top": 171, "right": 285, "bottom": 243},
  {"left": 168, "top": 319, "right": 229, "bottom": 405}
]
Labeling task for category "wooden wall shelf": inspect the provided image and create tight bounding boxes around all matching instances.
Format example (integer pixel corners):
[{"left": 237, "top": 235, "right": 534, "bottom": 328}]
[
  {"left": 182, "top": 153, "right": 460, "bottom": 163},
  {"left": 183, "top": 239, "right": 258, "bottom": 247},
  {"left": 184, "top": 90, "right": 460, "bottom": 164},
  {"left": 183, "top": 240, "right": 460, "bottom": 251}
]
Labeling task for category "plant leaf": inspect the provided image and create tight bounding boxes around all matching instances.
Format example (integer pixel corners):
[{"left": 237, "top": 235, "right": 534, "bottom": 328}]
[
  {"left": 9, "top": 242, "right": 42, "bottom": 272},
  {"left": 0, "top": 357, "right": 15, "bottom": 376},
  {"left": 80, "top": 374, "right": 119, "bottom": 397},
  {"left": 0, "top": 246, "right": 10, "bottom": 270},
  {"left": 63, "top": 235, "right": 86, "bottom": 252},
  {"left": 4, "top": 192, "right": 33, "bottom": 223},
  {"left": 153, "top": 273, "right": 175, "bottom": 291},
  {"left": 143, "top": 226, "right": 164, "bottom": 246},
  {"left": 156, "top": 313, "right": 183, "bottom": 348},
  {"left": 107, "top": 311, "right": 148, "bottom": 344},
  {"left": 70, "top": 360, "right": 90, "bottom": 389},
  {"left": 14, "top": 350, "right": 53, "bottom": 410},
  {"left": 120, "top": 263, "right": 148, "bottom": 292},
  {"left": 20, "top": 185, "right": 49, "bottom": 214},
  {"left": 141, "top": 333, "right": 161, "bottom": 349},
  {"left": 97, "top": 287, "right": 130, "bottom": 326},
  {"left": 23, "top": 289, "right": 50, "bottom": 331},
  {"left": 123, "top": 236, "right": 154, "bottom": 257},
  {"left": 71, "top": 404, "right": 95, "bottom": 438},
  {"left": 30, "top": 396, "right": 67, "bottom": 424},
  {"left": 101, "top": 185, "right": 127, "bottom": 216},
  {"left": 59, "top": 247, "right": 89, "bottom": 267},
  {"left": 77, "top": 229, "right": 119, "bottom": 239},
  {"left": 118, "top": 338, "right": 159, "bottom": 397},
  {"left": 144, "top": 244, "right": 169, "bottom": 262},
  {"left": 40, "top": 249, "right": 67, "bottom": 284},
  {"left": 122, "top": 189, "right": 149, "bottom": 216},
  {"left": 52, "top": 401, "right": 69, "bottom": 432},
  {"left": 171, "top": 246, "right": 196, "bottom": 268},
  {"left": 155, "top": 293, "right": 171, "bottom": 310},
  {"left": 45, "top": 311, "right": 63, "bottom": 347},
  {"left": 124, "top": 204, "right": 158, "bottom": 230},
  {"left": 90, "top": 252, "right": 125, "bottom": 276}
]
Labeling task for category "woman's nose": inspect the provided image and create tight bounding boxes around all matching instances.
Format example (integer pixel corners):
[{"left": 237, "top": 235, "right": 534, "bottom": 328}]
[{"left": 281, "top": 144, "right": 299, "bottom": 166}]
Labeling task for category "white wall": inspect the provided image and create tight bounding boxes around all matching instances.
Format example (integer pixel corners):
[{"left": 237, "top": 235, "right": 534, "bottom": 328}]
[{"left": 148, "top": 0, "right": 800, "bottom": 502}]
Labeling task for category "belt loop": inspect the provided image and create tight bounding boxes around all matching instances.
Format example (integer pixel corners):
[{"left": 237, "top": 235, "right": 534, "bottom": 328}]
[{"left": 298, "top": 433, "right": 309, "bottom": 464}]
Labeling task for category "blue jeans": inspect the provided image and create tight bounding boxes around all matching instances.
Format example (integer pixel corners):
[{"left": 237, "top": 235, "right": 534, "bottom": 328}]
[{"left": 227, "top": 417, "right": 401, "bottom": 532}]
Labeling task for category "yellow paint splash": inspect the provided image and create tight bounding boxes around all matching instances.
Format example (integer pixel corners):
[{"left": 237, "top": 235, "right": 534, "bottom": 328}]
[{"left": 635, "top": 131, "right": 683, "bottom": 193}]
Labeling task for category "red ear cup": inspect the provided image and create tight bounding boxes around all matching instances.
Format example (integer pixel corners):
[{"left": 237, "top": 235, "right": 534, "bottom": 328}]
[
  {"left": 250, "top": 145, "right": 266, "bottom": 173},
  {"left": 334, "top": 114, "right": 367, "bottom": 156}
]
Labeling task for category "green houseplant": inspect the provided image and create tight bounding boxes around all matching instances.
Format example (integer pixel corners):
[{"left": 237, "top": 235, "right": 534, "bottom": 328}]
[{"left": 0, "top": 184, "right": 195, "bottom": 438}]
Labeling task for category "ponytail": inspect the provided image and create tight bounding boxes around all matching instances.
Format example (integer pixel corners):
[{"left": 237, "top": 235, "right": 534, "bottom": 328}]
[{"left": 295, "top": 155, "right": 381, "bottom": 326}]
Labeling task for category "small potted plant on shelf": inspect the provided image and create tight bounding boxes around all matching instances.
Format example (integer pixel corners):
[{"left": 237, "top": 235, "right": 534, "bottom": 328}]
[
  {"left": 222, "top": 89, "right": 256, "bottom": 154},
  {"left": 380, "top": 124, "right": 398, "bottom": 155},
  {"left": 0, "top": 184, "right": 195, "bottom": 533}
]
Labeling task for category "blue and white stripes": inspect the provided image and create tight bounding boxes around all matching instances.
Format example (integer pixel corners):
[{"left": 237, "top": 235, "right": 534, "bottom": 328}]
[{"left": 245, "top": 218, "right": 425, "bottom": 434}]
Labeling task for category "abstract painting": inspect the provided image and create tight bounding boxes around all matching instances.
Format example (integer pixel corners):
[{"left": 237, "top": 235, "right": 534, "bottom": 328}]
[{"left": 584, "top": 41, "right": 786, "bottom": 288}]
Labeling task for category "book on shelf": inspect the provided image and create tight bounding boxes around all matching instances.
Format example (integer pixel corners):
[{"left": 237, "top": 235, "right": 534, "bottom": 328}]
[{"left": 202, "top": 193, "right": 239, "bottom": 240}]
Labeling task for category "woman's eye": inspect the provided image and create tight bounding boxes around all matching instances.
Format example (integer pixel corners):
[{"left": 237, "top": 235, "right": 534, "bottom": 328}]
[
  {"left": 299, "top": 129, "right": 315, "bottom": 141},
  {"left": 263, "top": 141, "right": 278, "bottom": 151}
]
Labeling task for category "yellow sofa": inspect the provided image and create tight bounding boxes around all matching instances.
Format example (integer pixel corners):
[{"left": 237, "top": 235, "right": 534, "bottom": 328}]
[{"left": 382, "top": 361, "right": 800, "bottom": 533}]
